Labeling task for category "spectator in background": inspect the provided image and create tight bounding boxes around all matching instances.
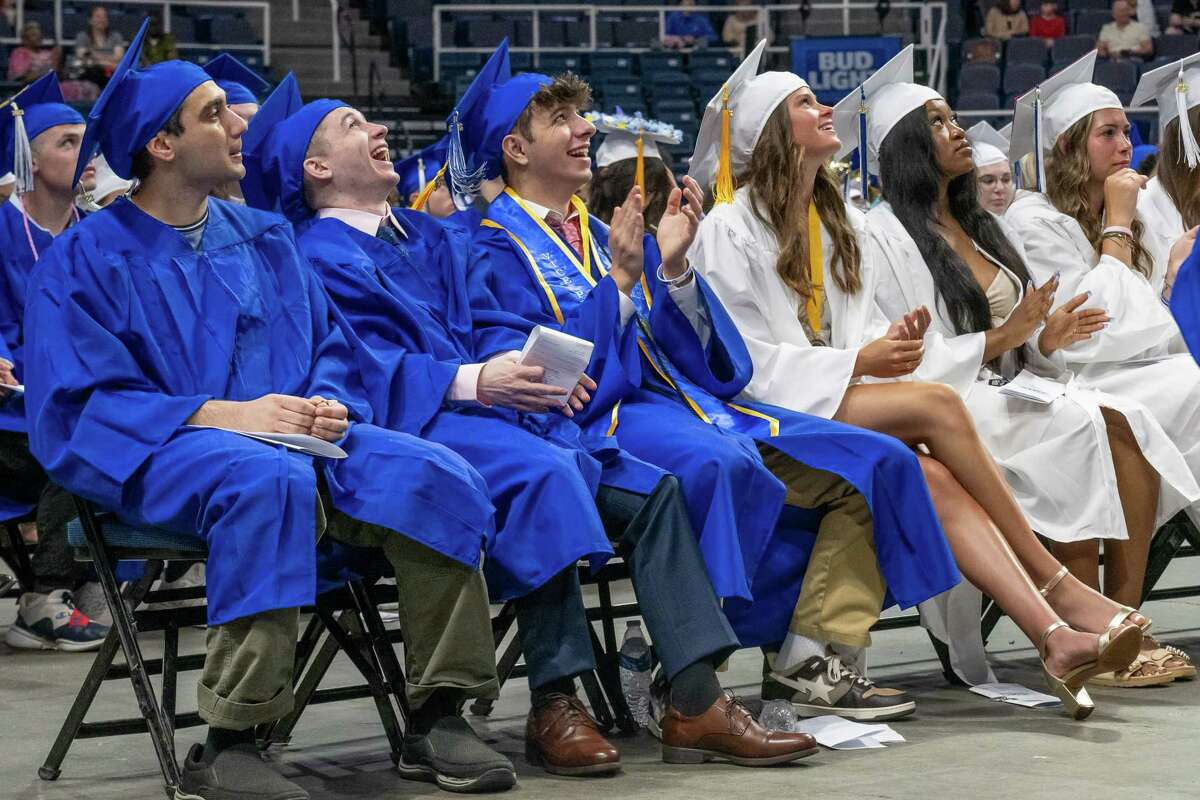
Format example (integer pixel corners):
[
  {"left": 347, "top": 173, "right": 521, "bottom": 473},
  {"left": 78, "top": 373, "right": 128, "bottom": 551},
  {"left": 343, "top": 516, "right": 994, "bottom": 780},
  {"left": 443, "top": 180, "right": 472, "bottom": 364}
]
[
  {"left": 1167, "top": 0, "right": 1200, "bottom": 33},
  {"left": 722, "top": 0, "right": 760, "bottom": 55},
  {"left": 985, "top": 0, "right": 1029, "bottom": 40},
  {"left": 6, "top": 23, "right": 61, "bottom": 84},
  {"left": 141, "top": 12, "right": 177, "bottom": 65},
  {"left": 664, "top": 0, "right": 717, "bottom": 49},
  {"left": 1, "top": 0, "right": 16, "bottom": 30},
  {"left": 1098, "top": 0, "right": 1153, "bottom": 59},
  {"left": 1029, "top": 1, "right": 1067, "bottom": 45},
  {"left": 74, "top": 5, "right": 125, "bottom": 76}
]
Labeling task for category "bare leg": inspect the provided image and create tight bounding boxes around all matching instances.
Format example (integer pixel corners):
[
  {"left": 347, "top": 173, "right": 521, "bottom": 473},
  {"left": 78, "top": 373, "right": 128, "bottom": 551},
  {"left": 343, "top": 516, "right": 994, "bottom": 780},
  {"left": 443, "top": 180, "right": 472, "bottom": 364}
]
[
  {"left": 1052, "top": 540, "right": 1101, "bottom": 592},
  {"left": 1098, "top": 408, "right": 1159, "bottom": 609},
  {"left": 834, "top": 382, "right": 1149, "bottom": 634},
  {"left": 917, "top": 456, "right": 1108, "bottom": 676}
]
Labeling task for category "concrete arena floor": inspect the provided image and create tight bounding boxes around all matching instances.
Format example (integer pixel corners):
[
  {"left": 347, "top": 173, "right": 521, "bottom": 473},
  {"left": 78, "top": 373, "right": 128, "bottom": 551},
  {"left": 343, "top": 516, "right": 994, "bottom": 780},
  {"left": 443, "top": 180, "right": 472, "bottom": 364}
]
[{"left": 2, "top": 559, "right": 1198, "bottom": 800}]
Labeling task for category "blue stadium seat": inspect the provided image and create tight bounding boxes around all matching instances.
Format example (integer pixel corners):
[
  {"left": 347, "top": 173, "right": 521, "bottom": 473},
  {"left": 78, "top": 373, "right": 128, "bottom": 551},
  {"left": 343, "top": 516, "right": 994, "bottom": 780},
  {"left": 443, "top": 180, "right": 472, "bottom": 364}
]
[
  {"left": 657, "top": 109, "right": 700, "bottom": 130},
  {"left": 958, "top": 62, "right": 1002, "bottom": 94},
  {"left": 538, "top": 52, "right": 586, "bottom": 73},
  {"left": 1073, "top": 9, "right": 1112, "bottom": 36},
  {"left": 652, "top": 98, "right": 697, "bottom": 115},
  {"left": 1004, "top": 62, "right": 1045, "bottom": 95},
  {"left": 538, "top": 20, "right": 568, "bottom": 48},
  {"left": 210, "top": 14, "right": 258, "bottom": 45},
  {"left": 641, "top": 51, "right": 686, "bottom": 74},
  {"left": 692, "top": 67, "right": 733, "bottom": 86},
  {"left": 1005, "top": 36, "right": 1049, "bottom": 67},
  {"left": 608, "top": 18, "right": 656, "bottom": 48},
  {"left": 171, "top": 17, "right": 197, "bottom": 43},
  {"left": 591, "top": 51, "right": 638, "bottom": 75},
  {"left": 597, "top": 80, "right": 642, "bottom": 101},
  {"left": 688, "top": 50, "right": 736, "bottom": 72},
  {"left": 508, "top": 50, "right": 533, "bottom": 72},
  {"left": 955, "top": 91, "right": 1003, "bottom": 112},
  {"left": 1094, "top": 59, "right": 1139, "bottom": 94},
  {"left": 1051, "top": 34, "right": 1098, "bottom": 68},
  {"left": 1155, "top": 34, "right": 1200, "bottom": 60},
  {"left": 645, "top": 82, "right": 694, "bottom": 100}
]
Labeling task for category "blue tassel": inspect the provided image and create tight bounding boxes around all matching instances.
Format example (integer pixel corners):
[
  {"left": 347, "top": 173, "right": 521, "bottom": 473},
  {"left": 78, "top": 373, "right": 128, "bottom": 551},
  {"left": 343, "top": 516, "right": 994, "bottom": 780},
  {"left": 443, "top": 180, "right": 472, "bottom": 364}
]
[
  {"left": 446, "top": 110, "right": 487, "bottom": 211},
  {"left": 857, "top": 86, "right": 869, "bottom": 201}
]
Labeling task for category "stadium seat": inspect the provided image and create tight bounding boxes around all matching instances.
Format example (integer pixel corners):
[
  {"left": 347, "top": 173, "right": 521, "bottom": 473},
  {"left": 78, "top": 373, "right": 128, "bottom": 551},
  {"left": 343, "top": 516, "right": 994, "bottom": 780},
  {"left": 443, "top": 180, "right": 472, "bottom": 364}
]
[
  {"left": 1094, "top": 59, "right": 1139, "bottom": 95},
  {"left": 1070, "top": 0, "right": 1113, "bottom": 9},
  {"left": 1073, "top": 9, "right": 1112, "bottom": 37},
  {"left": 956, "top": 91, "right": 1004, "bottom": 114},
  {"left": 538, "top": 52, "right": 586, "bottom": 73},
  {"left": 538, "top": 20, "right": 568, "bottom": 48},
  {"left": 1004, "top": 62, "right": 1045, "bottom": 95},
  {"left": 1005, "top": 36, "right": 1049, "bottom": 68},
  {"left": 961, "top": 37, "right": 1002, "bottom": 63},
  {"left": 591, "top": 51, "right": 638, "bottom": 75},
  {"left": 609, "top": 17, "right": 657, "bottom": 48},
  {"left": 508, "top": 50, "right": 533, "bottom": 72},
  {"left": 645, "top": 82, "right": 695, "bottom": 100},
  {"left": 641, "top": 51, "right": 686, "bottom": 74},
  {"left": 692, "top": 67, "right": 733, "bottom": 87},
  {"left": 1051, "top": 34, "right": 1097, "bottom": 68},
  {"left": 688, "top": 50, "right": 737, "bottom": 72},
  {"left": 464, "top": 18, "right": 509, "bottom": 48},
  {"left": 652, "top": 98, "right": 697, "bottom": 115},
  {"left": 958, "top": 62, "right": 1002, "bottom": 94},
  {"left": 1155, "top": 34, "right": 1200, "bottom": 60},
  {"left": 209, "top": 14, "right": 258, "bottom": 45}
]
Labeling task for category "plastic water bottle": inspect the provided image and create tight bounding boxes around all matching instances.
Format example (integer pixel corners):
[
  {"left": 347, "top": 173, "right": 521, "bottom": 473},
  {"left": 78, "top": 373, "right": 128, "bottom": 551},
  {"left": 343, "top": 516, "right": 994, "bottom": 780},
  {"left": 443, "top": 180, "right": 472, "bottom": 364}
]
[
  {"left": 759, "top": 699, "right": 798, "bottom": 732},
  {"left": 618, "top": 621, "right": 653, "bottom": 727}
]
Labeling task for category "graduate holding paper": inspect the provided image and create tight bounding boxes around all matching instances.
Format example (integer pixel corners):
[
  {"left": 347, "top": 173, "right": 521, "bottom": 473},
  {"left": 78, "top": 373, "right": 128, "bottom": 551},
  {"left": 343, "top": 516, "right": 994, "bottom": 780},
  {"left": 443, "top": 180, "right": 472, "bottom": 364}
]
[
  {"left": 241, "top": 67, "right": 803, "bottom": 778},
  {"left": 462, "top": 39, "right": 965, "bottom": 727},
  {"left": 23, "top": 22, "right": 508, "bottom": 800}
]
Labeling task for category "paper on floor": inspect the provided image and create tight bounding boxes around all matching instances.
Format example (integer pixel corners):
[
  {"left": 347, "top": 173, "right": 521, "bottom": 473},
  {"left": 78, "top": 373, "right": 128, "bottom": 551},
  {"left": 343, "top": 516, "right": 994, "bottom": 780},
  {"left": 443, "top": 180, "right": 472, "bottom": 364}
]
[
  {"left": 969, "top": 682, "right": 1061, "bottom": 708},
  {"left": 791, "top": 715, "right": 906, "bottom": 750}
]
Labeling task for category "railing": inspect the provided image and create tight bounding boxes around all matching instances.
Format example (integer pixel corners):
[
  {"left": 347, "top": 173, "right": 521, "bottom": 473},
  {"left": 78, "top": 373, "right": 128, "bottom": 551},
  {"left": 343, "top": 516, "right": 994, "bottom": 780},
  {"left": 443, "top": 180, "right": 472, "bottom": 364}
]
[
  {"left": 4, "top": 0, "right": 271, "bottom": 66},
  {"left": 331, "top": 0, "right": 342, "bottom": 83},
  {"left": 431, "top": 2, "right": 949, "bottom": 98}
]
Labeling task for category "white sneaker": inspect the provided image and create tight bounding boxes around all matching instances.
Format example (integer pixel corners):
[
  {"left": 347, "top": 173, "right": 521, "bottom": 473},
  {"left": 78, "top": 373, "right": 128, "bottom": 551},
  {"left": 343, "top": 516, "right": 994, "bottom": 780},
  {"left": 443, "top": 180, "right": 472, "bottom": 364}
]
[{"left": 4, "top": 590, "right": 110, "bottom": 652}]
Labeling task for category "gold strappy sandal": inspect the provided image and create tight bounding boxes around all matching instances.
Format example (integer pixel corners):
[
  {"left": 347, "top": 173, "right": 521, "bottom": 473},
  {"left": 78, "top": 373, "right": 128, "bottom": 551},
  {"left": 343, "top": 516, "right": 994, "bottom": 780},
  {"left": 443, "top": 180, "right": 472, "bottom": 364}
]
[
  {"left": 1040, "top": 620, "right": 1143, "bottom": 720},
  {"left": 1039, "top": 566, "right": 1152, "bottom": 634}
]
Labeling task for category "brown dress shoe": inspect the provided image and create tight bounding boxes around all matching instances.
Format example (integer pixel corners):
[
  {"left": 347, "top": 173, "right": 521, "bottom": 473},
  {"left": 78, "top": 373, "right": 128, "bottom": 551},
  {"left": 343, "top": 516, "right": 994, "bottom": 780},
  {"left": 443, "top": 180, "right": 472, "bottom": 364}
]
[
  {"left": 525, "top": 693, "right": 621, "bottom": 777},
  {"left": 661, "top": 692, "right": 818, "bottom": 766}
]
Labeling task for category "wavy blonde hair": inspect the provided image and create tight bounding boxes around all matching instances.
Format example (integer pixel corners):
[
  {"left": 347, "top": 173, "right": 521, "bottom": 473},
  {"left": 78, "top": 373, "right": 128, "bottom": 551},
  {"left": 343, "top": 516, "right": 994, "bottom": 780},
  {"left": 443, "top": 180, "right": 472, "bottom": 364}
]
[
  {"left": 739, "top": 102, "right": 862, "bottom": 300},
  {"left": 1159, "top": 104, "right": 1200, "bottom": 230},
  {"left": 1046, "top": 112, "right": 1151, "bottom": 277}
]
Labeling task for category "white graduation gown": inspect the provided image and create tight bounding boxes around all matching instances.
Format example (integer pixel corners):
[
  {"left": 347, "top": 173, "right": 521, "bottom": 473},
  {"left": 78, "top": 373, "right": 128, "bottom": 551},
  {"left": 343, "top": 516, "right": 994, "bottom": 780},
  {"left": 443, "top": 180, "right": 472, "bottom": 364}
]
[
  {"left": 868, "top": 200, "right": 1196, "bottom": 542},
  {"left": 689, "top": 189, "right": 998, "bottom": 684},
  {"left": 1138, "top": 175, "right": 1185, "bottom": 295},
  {"left": 1005, "top": 189, "right": 1200, "bottom": 527}
]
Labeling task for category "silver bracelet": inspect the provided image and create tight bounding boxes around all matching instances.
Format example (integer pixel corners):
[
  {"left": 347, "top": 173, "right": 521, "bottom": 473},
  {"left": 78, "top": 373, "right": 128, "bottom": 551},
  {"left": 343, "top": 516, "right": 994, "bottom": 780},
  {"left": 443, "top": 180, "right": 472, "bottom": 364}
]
[{"left": 657, "top": 261, "right": 694, "bottom": 287}]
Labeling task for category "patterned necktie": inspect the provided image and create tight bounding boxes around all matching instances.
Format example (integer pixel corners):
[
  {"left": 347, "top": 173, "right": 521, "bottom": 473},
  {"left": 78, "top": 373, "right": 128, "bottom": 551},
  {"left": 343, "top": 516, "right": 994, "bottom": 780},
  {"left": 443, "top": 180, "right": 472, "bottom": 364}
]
[
  {"left": 376, "top": 219, "right": 403, "bottom": 248},
  {"left": 544, "top": 210, "right": 583, "bottom": 256}
]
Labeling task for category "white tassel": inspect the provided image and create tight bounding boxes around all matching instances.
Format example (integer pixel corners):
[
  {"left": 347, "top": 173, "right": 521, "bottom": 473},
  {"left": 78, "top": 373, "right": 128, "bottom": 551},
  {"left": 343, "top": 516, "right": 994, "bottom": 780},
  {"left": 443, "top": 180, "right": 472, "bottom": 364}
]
[
  {"left": 446, "top": 110, "right": 487, "bottom": 211},
  {"left": 1175, "top": 66, "right": 1200, "bottom": 169},
  {"left": 11, "top": 102, "right": 34, "bottom": 195},
  {"left": 1033, "top": 87, "right": 1046, "bottom": 193},
  {"left": 416, "top": 156, "right": 427, "bottom": 194}
]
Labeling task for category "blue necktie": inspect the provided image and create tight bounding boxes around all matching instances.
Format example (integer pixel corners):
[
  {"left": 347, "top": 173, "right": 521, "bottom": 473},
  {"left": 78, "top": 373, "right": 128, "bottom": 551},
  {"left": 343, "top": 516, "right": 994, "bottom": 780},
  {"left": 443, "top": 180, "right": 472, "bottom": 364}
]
[{"left": 376, "top": 219, "right": 403, "bottom": 248}]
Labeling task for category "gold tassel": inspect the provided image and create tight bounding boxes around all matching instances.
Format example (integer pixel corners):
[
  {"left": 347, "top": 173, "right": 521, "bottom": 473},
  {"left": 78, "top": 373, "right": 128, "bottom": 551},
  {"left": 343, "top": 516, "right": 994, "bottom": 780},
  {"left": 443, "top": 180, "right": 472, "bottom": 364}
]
[
  {"left": 714, "top": 85, "right": 734, "bottom": 205},
  {"left": 411, "top": 162, "right": 448, "bottom": 211},
  {"left": 635, "top": 133, "right": 646, "bottom": 198}
]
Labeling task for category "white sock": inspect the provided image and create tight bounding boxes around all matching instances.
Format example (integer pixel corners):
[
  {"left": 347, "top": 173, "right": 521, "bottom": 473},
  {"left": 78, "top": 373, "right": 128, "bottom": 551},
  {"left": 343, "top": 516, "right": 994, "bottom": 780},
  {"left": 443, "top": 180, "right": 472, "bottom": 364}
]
[{"left": 774, "top": 633, "right": 828, "bottom": 673}]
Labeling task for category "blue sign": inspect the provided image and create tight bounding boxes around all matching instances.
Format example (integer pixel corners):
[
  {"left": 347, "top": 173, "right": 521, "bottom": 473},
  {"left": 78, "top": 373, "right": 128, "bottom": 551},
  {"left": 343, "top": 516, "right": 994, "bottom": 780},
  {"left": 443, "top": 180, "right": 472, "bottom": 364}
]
[{"left": 790, "top": 37, "right": 904, "bottom": 104}]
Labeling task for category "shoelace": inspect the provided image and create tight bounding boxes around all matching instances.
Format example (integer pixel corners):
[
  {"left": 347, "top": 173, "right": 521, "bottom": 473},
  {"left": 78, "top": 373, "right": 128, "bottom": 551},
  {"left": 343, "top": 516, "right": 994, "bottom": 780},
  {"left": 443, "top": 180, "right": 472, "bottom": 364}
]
[{"left": 825, "top": 654, "right": 875, "bottom": 691}]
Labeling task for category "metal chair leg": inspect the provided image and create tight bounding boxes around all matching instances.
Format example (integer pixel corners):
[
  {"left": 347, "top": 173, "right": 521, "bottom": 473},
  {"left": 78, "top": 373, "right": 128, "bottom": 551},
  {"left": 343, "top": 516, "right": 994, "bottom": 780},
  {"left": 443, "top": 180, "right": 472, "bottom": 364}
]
[
  {"left": 74, "top": 502, "right": 184, "bottom": 794},
  {"left": 262, "top": 615, "right": 344, "bottom": 748},
  {"left": 348, "top": 579, "right": 410, "bottom": 728}
]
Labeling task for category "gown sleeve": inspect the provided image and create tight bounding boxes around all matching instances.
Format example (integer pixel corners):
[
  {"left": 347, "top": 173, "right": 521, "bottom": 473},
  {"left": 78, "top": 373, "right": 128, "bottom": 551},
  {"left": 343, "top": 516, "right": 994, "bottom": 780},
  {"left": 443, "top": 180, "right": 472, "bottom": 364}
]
[
  {"left": 23, "top": 236, "right": 212, "bottom": 499},
  {"left": 1014, "top": 208, "right": 1177, "bottom": 364}
]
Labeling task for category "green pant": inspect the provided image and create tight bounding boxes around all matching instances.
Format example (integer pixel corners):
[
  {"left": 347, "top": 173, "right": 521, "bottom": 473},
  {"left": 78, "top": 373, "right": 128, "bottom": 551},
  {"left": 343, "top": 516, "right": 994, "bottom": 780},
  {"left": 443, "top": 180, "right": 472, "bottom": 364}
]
[
  {"left": 758, "top": 443, "right": 887, "bottom": 649},
  {"left": 198, "top": 490, "right": 498, "bottom": 730}
]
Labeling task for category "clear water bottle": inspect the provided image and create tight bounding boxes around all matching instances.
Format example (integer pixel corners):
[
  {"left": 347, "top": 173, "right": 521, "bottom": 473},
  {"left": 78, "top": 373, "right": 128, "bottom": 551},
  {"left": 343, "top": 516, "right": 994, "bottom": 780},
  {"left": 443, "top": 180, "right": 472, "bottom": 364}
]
[
  {"left": 617, "top": 620, "right": 653, "bottom": 727},
  {"left": 759, "top": 699, "right": 798, "bottom": 732}
]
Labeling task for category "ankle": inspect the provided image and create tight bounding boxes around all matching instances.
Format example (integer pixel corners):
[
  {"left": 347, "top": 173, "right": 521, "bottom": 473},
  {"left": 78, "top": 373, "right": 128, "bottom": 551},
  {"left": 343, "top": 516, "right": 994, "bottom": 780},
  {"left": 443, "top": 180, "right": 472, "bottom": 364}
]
[
  {"left": 202, "top": 726, "right": 255, "bottom": 762},
  {"left": 530, "top": 676, "right": 577, "bottom": 707},
  {"left": 410, "top": 689, "right": 464, "bottom": 735}
]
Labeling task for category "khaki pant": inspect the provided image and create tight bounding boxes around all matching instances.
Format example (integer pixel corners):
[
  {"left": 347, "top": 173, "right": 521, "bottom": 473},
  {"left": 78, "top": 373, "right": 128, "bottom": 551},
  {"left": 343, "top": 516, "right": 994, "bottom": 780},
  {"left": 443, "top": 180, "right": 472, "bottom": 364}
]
[
  {"left": 758, "top": 443, "right": 887, "bottom": 648},
  {"left": 198, "top": 488, "right": 498, "bottom": 730}
]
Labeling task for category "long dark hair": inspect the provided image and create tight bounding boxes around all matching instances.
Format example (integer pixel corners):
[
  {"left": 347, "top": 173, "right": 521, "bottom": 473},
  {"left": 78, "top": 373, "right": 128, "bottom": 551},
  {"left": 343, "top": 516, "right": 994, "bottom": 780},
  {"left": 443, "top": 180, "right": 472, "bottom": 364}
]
[
  {"left": 588, "top": 157, "right": 675, "bottom": 229},
  {"left": 878, "top": 105, "right": 1032, "bottom": 338}
]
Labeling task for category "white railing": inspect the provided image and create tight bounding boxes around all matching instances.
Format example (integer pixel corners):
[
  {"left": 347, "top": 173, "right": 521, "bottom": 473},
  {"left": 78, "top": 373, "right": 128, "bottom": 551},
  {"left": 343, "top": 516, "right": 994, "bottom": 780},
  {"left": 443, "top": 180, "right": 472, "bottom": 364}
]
[
  {"left": 5, "top": 0, "right": 271, "bottom": 66},
  {"left": 331, "top": 0, "right": 340, "bottom": 82},
  {"left": 431, "top": 2, "right": 949, "bottom": 97}
]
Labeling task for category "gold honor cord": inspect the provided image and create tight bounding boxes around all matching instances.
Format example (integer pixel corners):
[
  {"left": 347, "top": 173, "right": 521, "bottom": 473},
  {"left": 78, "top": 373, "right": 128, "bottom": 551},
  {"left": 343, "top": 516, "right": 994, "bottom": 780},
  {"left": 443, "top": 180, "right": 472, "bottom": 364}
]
[{"left": 806, "top": 202, "right": 824, "bottom": 333}]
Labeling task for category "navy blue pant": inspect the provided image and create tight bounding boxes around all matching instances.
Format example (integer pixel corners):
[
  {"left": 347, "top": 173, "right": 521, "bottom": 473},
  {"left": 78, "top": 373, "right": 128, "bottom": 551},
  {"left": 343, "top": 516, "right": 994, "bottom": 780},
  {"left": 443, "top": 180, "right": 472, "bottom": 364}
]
[{"left": 515, "top": 476, "right": 739, "bottom": 689}]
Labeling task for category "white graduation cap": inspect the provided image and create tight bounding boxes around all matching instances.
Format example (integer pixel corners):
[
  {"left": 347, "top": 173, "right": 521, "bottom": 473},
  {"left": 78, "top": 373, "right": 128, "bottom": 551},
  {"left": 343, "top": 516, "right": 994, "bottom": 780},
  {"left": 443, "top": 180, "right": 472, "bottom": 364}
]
[
  {"left": 966, "top": 121, "right": 1011, "bottom": 168},
  {"left": 0, "top": 171, "right": 13, "bottom": 186},
  {"left": 587, "top": 109, "right": 683, "bottom": 192},
  {"left": 1009, "top": 51, "right": 1121, "bottom": 191},
  {"left": 90, "top": 153, "right": 132, "bottom": 203},
  {"left": 687, "top": 38, "right": 807, "bottom": 204},
  {"left": 1131, "top": 53, "right": 1200, "bottom": 168},
  {"left": 830, "top": 44, "right": 942, "bottom": 201}
]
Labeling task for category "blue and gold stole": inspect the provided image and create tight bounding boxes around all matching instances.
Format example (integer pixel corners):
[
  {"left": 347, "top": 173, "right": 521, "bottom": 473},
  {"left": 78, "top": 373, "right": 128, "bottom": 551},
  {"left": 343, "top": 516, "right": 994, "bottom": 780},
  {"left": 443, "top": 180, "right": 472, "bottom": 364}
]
[{"left": 484, "top": 187, "right": 779, "bottom": 439}]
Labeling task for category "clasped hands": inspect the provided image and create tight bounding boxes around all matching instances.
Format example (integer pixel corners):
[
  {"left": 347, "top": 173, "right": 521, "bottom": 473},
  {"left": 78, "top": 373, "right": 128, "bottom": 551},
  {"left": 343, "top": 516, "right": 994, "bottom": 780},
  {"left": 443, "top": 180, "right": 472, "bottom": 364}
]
[{"left": 190, "top": 394, "right": 351, "bottom": 442}]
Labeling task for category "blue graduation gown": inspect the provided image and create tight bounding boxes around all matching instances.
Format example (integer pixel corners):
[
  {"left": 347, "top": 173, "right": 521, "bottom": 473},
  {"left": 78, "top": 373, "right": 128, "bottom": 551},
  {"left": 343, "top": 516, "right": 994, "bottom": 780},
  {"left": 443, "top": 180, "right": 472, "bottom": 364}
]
[
  {"left": 23, "top": 197, "right": 495, "bottom": 626},
  {"left": 295, "top": 208, "right": 620, "bottom": 601},
  {"left": 469, "top": 189, "right": 959, "bottom": 637},
  {"left": 1171, "top": 234, "right": 1200, "bottom": 365}
]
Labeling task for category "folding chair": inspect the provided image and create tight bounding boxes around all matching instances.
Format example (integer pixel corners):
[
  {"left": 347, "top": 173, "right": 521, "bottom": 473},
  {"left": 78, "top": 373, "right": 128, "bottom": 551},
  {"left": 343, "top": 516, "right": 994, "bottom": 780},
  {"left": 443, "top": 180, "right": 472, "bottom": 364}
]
[
  {"left": 0, "top": 504, "right": 35, "bottom": 597},
  {"left": 37, "top": 499, "right": 411, "bottom": 799}
]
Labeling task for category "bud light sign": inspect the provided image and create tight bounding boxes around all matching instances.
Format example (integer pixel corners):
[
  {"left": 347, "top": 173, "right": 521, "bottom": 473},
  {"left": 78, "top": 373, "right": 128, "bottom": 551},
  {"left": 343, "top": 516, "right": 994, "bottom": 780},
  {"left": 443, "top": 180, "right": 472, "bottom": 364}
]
[{"left": 791, "top": 37, "right": 903, "bottom": 104}]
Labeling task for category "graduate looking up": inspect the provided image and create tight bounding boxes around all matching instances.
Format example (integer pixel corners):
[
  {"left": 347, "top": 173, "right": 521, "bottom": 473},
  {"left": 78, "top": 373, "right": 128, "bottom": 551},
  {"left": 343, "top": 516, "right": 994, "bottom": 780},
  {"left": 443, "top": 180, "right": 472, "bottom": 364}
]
[
  {"left": 201, "top": 51, "right": 270, "bottom": 204},
  {"left": 242, "top": 68, "right": 817, "bottom": 778},
  {"left": 23, "top": 19, "right": 505, "bottom": 800},
  {"left": 0, "top": 73, "right": 110, "bottom": 655},
  {"left": 464, "top": 39, "right": 962, "bottom": 726}
]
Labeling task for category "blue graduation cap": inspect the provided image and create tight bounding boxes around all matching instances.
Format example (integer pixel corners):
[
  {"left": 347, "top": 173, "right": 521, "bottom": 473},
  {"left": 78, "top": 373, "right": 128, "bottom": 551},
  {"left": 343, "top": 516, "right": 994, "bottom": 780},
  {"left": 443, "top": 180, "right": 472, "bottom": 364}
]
[
  {"left": 203, "top": 53, "right": 271, "bottom": 107},
  {"left": 1, "top": 73, "right": 84, "bottom": 194},
  {"left": 240, "top": 72, "right": 346, "bottom": 222},
  {"left": 395, "top": 135, "right": 448, "bottom": 208},
  {"left": 445, "top": 38, "right": 551, "bottom": 209},
  {"left": 74, "top": 17, "right": 212, "bottom": 187}
]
